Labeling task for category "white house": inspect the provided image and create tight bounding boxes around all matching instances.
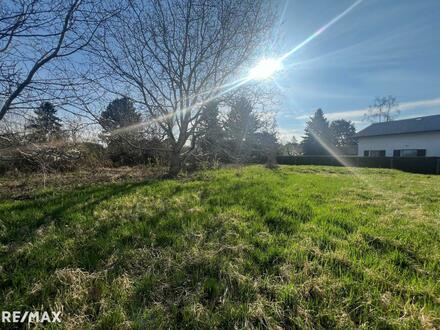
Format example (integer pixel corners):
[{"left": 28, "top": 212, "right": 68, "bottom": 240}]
[{"left": 356, "top": 114, "right": 440, "bottom": 157}]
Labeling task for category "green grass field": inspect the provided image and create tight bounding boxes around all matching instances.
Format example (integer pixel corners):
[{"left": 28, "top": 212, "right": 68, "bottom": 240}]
[{"left": 1, "top": 166, "right": 439, "bottom": 329}]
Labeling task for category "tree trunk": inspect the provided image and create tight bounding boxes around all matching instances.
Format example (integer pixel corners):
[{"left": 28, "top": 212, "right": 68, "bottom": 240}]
[{"left": 167, "top": 151, "right": 181, "bottom": 178}]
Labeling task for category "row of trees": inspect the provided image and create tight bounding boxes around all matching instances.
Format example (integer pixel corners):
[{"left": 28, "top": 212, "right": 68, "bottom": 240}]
[
  {"left": 1, "top": 93, "right": 278, "bottom": 171},
  {"left": 1, "top": 94, "right": 401, "bottom": 174},
  {"left": 281, "top": 95, "right": 400, "bottom": 156},
  {"left": 198, "top": 97, "right": 278, "bottom": 164},
  {"left": 0, "top": 0, "right": 276, "bottom": 176},
  {"left": 0, "top": 1, "right": 402, "bottom": 174},
  {"left": 1, "top": 95, "right": 402, "bottom": 175},
  {"left": 100, "top": 95, "right": 278, "bottom": 168},
  {"left": 301, "top": 109, "right": 356, "bottom": 155}
]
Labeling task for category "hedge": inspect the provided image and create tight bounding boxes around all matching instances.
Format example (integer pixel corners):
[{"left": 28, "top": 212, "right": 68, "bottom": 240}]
[{"left": 276, "top": 156, "right": 440, "bottom": 174}]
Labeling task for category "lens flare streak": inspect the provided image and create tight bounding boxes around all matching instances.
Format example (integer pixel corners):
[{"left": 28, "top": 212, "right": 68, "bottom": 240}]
[
  {"left": 109, "top": 0, "right": 363, "bottom": 137},
  {"left": 280, "top": 0, "right": 362, "bottom": 61},
  {"left": 308, "top": 130, "right": 385, "bottom": 194}
]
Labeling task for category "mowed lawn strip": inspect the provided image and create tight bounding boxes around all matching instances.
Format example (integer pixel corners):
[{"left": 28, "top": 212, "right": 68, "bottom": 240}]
[{"left": 0, "top": 165, "right": 439, "bottom": 329}]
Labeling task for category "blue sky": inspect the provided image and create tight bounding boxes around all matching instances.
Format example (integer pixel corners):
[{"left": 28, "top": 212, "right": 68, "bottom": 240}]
[{"left": 269, "top": 0, "right": 440, "bottom": 142}]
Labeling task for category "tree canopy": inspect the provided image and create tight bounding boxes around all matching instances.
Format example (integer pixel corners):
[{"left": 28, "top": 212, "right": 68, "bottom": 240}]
[
  {"left": 100, "top": 97, "right": 141, "bottom": 131},
  {"left": 197, "top": 101, "right": 224, "bottom": 162},
  {"left": 224, "top": 96, "right": 261, "bottom": 162},
  {"left": 301, "top": 109, "right": 333, "bottom": 155},
  {"left": 27, "top": 102, "right": 62, "bottom": 142},
  {"left": 99, "top": 97, "right": 146, "bottom": 165},
  {"left": 93, "top": 0, "right": 275, "bottom": 176},
  {"left": 330, "top": 119, "right": 356, "bottom": 148}
]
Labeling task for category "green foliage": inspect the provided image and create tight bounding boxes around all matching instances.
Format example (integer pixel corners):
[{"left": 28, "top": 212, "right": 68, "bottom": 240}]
[
  {"left": 223, "top": 96, "right": 261, "bottom": 162},
  {"left": 100, "top": 97, "right": 158, "bottom": 166},
  {"left": 301, "top": 110, "right": 357, "bottom": 156},
  {"left": 100, "top": 97, "right": 141, "bottom": 130},
  {"left": 330, "top": 119, "right": 356, "bottom": 148},
  {"left": 0, "top": 166, "right": 439, "bottom": 329},
  {"left": 223, "top": 96, "right": 278, "bottom": 164},
  {"left": 255, "top": 130, "right": 279, "bottom": 166},
  {"left": 197, "top": 101, "right": 224, "bottom": 163},
  {"left": 301, "top": 108, "right": 334, "bottom": 155},
  {"left": 27, "top": 102, "right": 62, "bottom": 142}
]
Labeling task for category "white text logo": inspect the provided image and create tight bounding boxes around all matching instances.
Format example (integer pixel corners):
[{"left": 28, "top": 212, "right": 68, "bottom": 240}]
[{"left": 2, "top": 311, "right": 61, "bottom": 323}]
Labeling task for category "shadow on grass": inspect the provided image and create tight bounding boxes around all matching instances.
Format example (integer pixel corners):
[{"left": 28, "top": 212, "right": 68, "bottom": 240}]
[
  {"left": 0, "top": 180, "right": 152, "bottom": 247},
  {"left": 0, "top": 180, "right": 155, "bottom": 308}
]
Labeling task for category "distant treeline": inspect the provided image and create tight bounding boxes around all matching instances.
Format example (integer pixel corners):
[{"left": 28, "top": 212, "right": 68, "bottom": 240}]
[
  {"left": 0, "top": 95, "right": 280, "bottom": 175},
  {"left": 0, "top": 100, "right": 364, "bottom": 175}
]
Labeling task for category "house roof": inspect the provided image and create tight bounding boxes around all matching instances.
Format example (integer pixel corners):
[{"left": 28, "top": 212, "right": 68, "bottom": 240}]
[{"left": 355, "top": 114, "right": 440, "bottom": 138}]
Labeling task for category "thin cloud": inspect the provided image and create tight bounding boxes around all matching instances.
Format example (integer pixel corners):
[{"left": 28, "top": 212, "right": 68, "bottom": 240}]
[
  {"left": 296, "top": 97, "right": 440, "bottom": 121},
  {"left": 278, "top": 127, "right": 304, "bottom": 143}
]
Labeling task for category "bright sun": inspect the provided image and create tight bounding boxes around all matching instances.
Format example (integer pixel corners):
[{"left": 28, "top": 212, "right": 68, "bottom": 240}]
[{"left": 248, "top": 58, "right": 283, "bottom": 80}]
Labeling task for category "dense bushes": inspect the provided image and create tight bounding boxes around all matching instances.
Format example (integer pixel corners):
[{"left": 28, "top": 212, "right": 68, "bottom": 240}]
[
  {"left": 0, "top": 139, "right": 169, "bottom": 175},
  {"left": 0, "top": 94, "right": 281, "bottom": 176},
  {"left": 0, "top": 99, "right": 168, "bottom": 175}
]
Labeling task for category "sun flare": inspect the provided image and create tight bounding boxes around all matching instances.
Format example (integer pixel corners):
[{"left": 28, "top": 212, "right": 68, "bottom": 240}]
[{"left": 248, "top": 58, "right": 283, "bottom": 80}]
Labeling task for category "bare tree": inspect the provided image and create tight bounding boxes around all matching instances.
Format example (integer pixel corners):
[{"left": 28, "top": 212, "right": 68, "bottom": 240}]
[
  {"left": 365, "top": 96, "right": 400, "bottom": 123},
  {"left": 92, "top": 0, "right": 275, "bottom": 176},
  {"left": 281, "top": 136, "right": 301, "bottom": 156},
  {"left": 0, "top": 0, "right": 118, "bottom": 122}
]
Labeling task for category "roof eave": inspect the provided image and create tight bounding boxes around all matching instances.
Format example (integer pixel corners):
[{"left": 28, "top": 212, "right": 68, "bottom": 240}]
[{"left": 356, "top": 129, "right": 440, "bottom": 138}]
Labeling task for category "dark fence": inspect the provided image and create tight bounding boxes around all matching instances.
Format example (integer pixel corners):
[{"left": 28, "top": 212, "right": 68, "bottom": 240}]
[{"left": 276, "top": 156, "right": 440, "bottom": 174}]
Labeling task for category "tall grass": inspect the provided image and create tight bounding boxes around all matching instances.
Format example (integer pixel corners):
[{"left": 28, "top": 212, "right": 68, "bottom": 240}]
[{"left": 0, "top": 166, "right": 439, "bottom": 329}]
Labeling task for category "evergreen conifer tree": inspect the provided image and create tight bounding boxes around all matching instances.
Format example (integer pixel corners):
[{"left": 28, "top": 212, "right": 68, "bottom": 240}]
[
  {"left": 301, "top": 108, "right": 333, "bottom": 155},
  {"left": 27, "top": 102, "right": 62, "bottom": 142}
]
